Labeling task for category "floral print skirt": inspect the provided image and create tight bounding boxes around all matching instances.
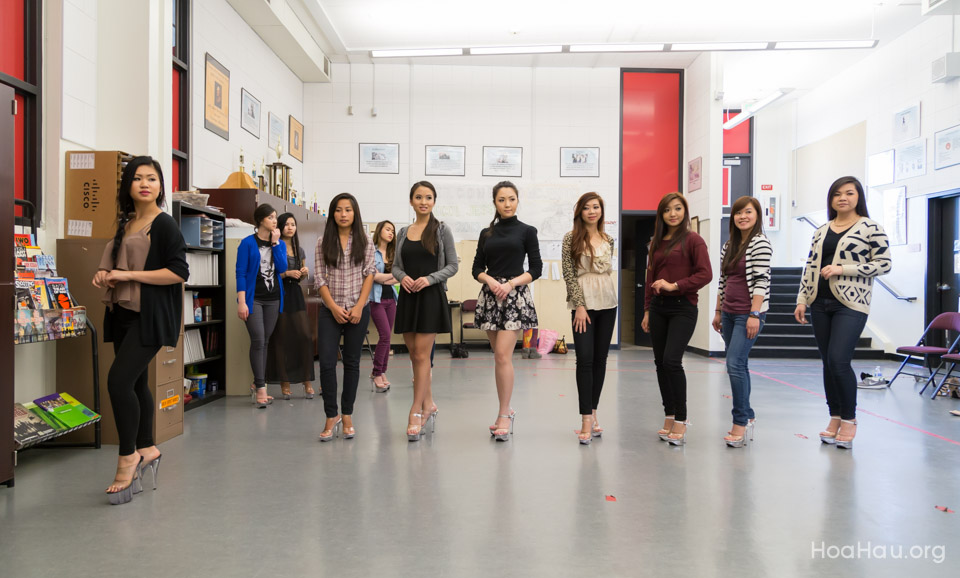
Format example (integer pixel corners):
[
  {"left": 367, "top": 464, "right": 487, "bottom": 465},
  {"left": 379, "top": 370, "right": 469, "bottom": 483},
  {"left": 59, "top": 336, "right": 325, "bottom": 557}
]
[{"left": 474, "top": 277, "right": 538, "bottom": 331}]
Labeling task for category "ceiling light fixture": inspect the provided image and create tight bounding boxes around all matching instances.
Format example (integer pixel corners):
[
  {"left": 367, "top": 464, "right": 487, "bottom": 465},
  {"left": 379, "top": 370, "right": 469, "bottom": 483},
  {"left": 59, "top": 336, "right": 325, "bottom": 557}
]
[
  {"left": 569, "top": 43, "right": 665, "bottom": 53},
  {"left": 774, "top": 40, "right": 878, "bottom": 50},
  {"left": 670, "top": 42, "right": 770, "bottom": 51},
  {"left": 722, "top": 89, "right": 794, "bottom": 130},
  {"left": 469, "top": 45, "right": 563, "bottom": 55},
  {"left": 371, "top": 48, "right": 463, "bottom": 58}
]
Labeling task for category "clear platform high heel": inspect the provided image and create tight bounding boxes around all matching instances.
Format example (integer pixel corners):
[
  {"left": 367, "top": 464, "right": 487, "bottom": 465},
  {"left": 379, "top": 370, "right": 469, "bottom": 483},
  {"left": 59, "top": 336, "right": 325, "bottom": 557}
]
[
  {"left": 493, "top": 411, "right": 516, "bottom": 442},
  {"left": 658, "top": 416, "right": 676, "bottom": 441},
  {"left": 108, "top": 456, "right": 143, "bottom": 505},
  {"left": 819, "top": 416, "right": 841, "bottom": 444},
  {"left": 667, "top": 421, "right": 690, "bottom": 446},
  {"left": 318, "top": 418, "right": 342, "bottom": 442},
  {"left": 139, "top": 455, "right": 162, "bottom": 491},
  {"left": 835, "top": 419, "right": 857, "bottom": 449},
  {"left": 408, "top": 413, "right": 426, "bottom": 441}
]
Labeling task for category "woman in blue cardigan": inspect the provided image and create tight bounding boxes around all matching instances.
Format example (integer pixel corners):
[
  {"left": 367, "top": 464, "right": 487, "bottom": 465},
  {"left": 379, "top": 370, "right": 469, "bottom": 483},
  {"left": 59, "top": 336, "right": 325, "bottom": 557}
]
[{"left": 237, "top": 203, "right": 288, "bottom": 408}]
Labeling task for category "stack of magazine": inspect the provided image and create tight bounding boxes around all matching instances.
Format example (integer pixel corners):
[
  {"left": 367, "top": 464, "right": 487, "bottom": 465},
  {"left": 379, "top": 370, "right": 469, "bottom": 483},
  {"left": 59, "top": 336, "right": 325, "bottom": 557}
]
[{"left": 13, "top": 392, "right": 100, "bottom": 449}]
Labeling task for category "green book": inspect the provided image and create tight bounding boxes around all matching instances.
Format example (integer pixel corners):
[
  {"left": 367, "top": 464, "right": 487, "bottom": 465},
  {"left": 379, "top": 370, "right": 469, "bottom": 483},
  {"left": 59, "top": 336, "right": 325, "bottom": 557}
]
[
  {"left": 34, "top": 393, "right": 91, "bottom": 429},
  {"left": 24, "top": 401, "right": 66, "bottom": 430},
  {"left": 60, "top": 392, "right": 99, "bottom": 421}
]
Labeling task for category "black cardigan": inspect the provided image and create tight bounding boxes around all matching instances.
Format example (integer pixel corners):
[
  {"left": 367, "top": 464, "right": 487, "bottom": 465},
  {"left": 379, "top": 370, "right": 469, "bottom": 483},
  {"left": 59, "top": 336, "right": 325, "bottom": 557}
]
[{"left": 103, "top": 212, "right": 189, "bottom": 347}]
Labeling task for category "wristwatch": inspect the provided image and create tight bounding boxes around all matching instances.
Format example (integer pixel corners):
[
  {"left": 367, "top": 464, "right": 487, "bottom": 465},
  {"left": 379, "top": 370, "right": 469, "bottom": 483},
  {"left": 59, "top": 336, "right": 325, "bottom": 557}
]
[{"left": 749, "top": 311, "right": 762, "bottom": 319}]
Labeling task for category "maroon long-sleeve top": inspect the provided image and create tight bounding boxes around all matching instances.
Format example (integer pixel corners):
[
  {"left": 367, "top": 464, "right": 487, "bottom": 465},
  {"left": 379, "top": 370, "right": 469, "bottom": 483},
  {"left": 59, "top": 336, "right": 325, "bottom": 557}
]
[{"left": 644, "top": 232, "right": 713, "bottom": 308}]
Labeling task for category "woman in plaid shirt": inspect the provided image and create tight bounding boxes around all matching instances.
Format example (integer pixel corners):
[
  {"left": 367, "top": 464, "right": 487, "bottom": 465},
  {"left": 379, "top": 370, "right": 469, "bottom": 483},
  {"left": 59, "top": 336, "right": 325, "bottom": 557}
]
[{"left": 314, "top": 193, "right": 377, "bottom": 441}]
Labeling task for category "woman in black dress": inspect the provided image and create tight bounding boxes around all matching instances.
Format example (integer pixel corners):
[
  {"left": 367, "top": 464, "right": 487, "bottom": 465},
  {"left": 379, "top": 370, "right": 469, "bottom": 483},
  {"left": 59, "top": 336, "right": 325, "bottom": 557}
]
[
  {"left": 393, "top": 181, "right": 459, "bottom": 441},
  {"left": 266, "top": 213, "right": 316, "bottom": 399},
  {"left": 472, "top": 181, "right": 542, "bottom": 441}
]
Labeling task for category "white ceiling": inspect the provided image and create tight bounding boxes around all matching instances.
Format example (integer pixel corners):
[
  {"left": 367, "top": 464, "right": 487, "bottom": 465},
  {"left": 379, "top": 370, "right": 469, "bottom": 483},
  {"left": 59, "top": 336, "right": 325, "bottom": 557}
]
[{"left": 290, "top": 0, "right": 928, "bottom": 108}]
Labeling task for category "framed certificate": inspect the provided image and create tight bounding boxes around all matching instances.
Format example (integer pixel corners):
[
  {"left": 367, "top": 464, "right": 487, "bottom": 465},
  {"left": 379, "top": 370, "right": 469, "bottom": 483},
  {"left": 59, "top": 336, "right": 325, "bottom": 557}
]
[
  {"left": 359, "top": 143, "right": 400, "bottom": 174},
  {"left": 934, "top": 124, "right": 960, "bottom": 170},
  {"left": 288, "top": 115, "right": 304, "bottom": 162},
  {"left": 203, "top": 53, "right": 229, "bottom": 140},
  {"left": 560, "top": 147, "right": 599, "bottom": 177},
  {"left": 482, "top": 146, "right": 522, "bottom": 177},
  {"left": 687, "top": 156, "right": 702, "bottom": 192},
  {"left": 425, "top": 145, "right": 465, "bottom": 176},
  {"left": 240, "top": 89, "right": 260, "bottom": 138},
  {"left": 268, "top": 113, "right": 284, "bottom": 152}
]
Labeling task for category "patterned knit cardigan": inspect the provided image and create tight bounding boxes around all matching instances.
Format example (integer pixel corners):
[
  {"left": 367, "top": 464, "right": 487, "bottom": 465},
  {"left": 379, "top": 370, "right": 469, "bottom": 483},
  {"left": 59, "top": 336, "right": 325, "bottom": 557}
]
[
  {"left": 717, "top": 234, "right": 773, "bottom": 313},
  {"left": 796, "top": 217, "right": 892, "bottom": 314}
]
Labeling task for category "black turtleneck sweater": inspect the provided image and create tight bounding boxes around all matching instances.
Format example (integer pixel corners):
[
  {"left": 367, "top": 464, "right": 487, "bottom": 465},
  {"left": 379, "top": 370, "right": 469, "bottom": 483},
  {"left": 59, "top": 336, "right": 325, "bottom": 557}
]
[{"left": 472, "top": 216, "right": 543, "bottom": 281}]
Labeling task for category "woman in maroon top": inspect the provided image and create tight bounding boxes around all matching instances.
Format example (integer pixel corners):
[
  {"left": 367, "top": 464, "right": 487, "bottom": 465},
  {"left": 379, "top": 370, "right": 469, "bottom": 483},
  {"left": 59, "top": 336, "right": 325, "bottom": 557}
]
[{"left": 641, "top": 193, "right": 712, "bottom": 445}]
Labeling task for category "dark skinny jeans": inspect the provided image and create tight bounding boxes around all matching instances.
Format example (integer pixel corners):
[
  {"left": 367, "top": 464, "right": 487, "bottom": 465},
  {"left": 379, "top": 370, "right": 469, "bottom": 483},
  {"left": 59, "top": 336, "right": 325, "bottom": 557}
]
[
  {"left": 318, "top": 304, "right": 371, "bottom": 418},
  {"left": 649, "top": 296, "right": 698, "bottom": 422},
  {"left": 809, "top": 297, "right": 868, "bottom": 421},
  {"left": 572, "top": 307, "right": 617, "bottom": 415}
]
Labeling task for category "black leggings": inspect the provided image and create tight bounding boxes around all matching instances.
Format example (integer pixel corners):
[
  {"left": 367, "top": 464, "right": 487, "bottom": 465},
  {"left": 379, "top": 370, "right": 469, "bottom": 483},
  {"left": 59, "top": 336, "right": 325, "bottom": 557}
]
[
  {"left": 572, "top": 307, "right": 617, "bottom": 415},
  {"left": 107, "top": 306, "right": 161, "bottom": 456},
  {"left": 648, "top": 296, "right": 698, "bottom": 422}
]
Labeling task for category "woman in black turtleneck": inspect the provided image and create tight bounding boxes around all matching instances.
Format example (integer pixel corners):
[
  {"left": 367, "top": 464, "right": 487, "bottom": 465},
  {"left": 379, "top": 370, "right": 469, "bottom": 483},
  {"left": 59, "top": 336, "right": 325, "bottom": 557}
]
[{"left": 472, "top": 181, "right": 543, "bottom": 441}]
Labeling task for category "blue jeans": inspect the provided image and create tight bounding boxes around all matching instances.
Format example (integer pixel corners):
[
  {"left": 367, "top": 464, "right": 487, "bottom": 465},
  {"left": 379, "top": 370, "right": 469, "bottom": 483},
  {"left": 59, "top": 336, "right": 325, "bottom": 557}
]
[
  {"left": 721, "top": 312, "right": 765, "bottom": 426},
  {"left": 809, "top": 297, "right": 868, "bottom": 420}
]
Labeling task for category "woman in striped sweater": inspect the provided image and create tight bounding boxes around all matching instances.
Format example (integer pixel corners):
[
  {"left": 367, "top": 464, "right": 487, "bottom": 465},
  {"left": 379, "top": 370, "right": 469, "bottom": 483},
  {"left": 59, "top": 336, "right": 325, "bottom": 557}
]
[
  {"left": 794, "top": 176, "right": 891, "bottom": 449},
  {"left": 711, "top": 197, "right": 772, "bottom": 448}
]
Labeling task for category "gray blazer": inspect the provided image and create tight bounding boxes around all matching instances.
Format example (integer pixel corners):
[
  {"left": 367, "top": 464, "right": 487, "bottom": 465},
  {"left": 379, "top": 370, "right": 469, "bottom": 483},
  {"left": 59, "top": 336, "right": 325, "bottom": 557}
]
[{"left": 392, "top": 221, "right": 458, "bottom": 290}]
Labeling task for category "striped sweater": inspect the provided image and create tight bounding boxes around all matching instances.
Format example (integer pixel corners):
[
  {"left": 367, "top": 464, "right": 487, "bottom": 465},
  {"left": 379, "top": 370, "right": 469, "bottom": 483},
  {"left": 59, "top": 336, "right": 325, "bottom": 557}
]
[
  {"left": 796, "top": 217, "right": 892, "bottom": 314},
  {"left": 717, "top": 234, "right": 773, "bottom": 313}
]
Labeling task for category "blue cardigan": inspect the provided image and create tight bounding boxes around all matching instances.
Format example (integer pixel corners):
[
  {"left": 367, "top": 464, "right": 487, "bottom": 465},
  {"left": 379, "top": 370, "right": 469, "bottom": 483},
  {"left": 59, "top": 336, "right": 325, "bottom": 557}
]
[{"left": 236, "top": 234, "right": 288, "bottom": 312}]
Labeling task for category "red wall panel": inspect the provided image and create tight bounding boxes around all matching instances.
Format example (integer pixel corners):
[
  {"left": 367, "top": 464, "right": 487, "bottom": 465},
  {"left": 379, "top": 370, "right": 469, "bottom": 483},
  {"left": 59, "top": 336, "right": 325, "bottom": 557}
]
[
  {"left": 172, "top": 68, "right": 181, "bottom": 150},
  {"left": 172, "top": 158, "right": 180, "bottom": 193},
  {"left": 621, "top": 71, "right": 682, "bottom": 212},
  {"left": 723, "top": 111, "right": 751, "bottom": 155},
  {"left": 14, "top": 94, "right": 24, "bottom": 216},
  {"left": 0, "top": 0, "right": 25, "bottom": 81}
]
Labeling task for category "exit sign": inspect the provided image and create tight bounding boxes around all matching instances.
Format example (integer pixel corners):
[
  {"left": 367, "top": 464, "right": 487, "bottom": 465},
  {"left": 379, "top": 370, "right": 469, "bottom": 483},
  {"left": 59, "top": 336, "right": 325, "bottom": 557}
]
[{"left": 761, "top": 184, "right": 773, "bottom": 190}]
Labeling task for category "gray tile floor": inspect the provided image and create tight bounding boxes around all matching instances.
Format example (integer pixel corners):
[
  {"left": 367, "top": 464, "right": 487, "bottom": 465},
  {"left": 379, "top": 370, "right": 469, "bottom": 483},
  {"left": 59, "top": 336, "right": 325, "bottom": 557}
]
[{"left": 3, "top": 350, "right": 960, "bottom": 577}]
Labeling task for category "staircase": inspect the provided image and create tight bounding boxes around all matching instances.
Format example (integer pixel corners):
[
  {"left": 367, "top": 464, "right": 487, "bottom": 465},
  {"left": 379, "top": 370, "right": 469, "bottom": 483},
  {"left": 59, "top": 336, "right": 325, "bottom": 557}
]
[{"left": 751, "top": 267, "right": 885, "bottom": 359}]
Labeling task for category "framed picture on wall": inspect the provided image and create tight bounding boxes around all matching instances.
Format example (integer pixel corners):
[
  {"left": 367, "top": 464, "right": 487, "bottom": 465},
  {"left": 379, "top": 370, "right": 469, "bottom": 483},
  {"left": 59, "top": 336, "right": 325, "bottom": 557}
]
[
  {"left": 892, "top": 102, "right": 920, "bottom": 143},
  {"left": 359, "top": 143, "right": 400, "bottom": 174},
  {"left": 288, "top": 115, "right": 304, "bottom": 162},
  {"left": 882, "top": 186, "right": 907, "bottom": 246},
  {"left": 240, "top": 89, "right": 260, "bottom": 138},
  {"left": 425, "top": 145, "right": 466, "bottom": 176},
  {"left": 482, "top": 146, "right": 522, "bottom": 177},
  {"left": 268, "top": 112, "right": 284, "bottom": 152},
  {"left": 934, "top": 124, "right": 960, "bottom": 170},
  {"left": 560, "top": 147, "right": 599, "bottom": 177},
  {"left": 687, "top": 157, "right": 702, "bottom": 192},
  {"left": 203, "top": 53, "right": 229, "bottom": 140}
]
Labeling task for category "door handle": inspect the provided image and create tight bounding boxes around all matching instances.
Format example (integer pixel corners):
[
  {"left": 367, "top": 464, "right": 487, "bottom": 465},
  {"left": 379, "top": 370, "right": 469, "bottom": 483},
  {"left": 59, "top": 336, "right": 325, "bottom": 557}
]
[{"left": 937, "top": 284, "right": 951, "bottom": 291}]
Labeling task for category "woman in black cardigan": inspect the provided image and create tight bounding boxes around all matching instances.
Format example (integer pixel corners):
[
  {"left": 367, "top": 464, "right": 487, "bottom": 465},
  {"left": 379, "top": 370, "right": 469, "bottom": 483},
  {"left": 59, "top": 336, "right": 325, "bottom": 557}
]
[{"left": 93, "top": 156, "right": 189, "bottom": 505}]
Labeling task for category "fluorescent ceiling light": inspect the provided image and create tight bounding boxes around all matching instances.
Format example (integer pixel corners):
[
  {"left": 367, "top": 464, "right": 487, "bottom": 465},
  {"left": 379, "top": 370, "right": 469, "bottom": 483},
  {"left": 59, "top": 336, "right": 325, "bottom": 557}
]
[
  {"left": 722, "top": 89, "right": 793, "bottom": 129},
  {"left": 371, "top": 48, "right": 463, "bottom": 58},
  {"left": 774, "top": 40, "right": 878, "bottom": 50},
  {"left": 569, "top": 43, "right": 665, "bottom": 53},
  {"left": 670, "top": 42, "right": 769, "bottom": 51},
  {"left": 469, "top": 45, "right": 563, "bottom": 55}
]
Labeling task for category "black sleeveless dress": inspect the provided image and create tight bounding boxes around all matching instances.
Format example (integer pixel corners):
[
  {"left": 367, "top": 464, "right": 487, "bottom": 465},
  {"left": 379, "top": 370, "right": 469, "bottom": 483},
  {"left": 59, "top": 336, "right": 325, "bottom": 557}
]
[{"left": 393, "top": 239, "right": 451, "bottom": 334}]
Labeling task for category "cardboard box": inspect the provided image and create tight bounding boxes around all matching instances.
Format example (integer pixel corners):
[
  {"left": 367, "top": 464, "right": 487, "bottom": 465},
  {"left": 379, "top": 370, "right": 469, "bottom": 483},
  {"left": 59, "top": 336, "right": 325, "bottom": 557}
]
[{"left": 64, "top": 151, "right": 130, "bottom": 239}]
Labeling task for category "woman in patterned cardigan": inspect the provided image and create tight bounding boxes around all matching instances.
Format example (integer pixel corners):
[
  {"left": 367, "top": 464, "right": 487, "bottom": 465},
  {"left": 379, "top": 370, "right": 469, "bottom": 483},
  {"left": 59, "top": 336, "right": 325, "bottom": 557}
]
[{"left": 794, "top": 176, "right": 891, "bottom": 449}]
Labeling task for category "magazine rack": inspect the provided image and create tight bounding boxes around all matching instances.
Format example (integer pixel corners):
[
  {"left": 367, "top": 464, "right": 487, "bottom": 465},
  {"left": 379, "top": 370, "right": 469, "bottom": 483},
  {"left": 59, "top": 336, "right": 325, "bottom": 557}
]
[{"left": 13, "top": 320, "right": 102, "bottom": 456}]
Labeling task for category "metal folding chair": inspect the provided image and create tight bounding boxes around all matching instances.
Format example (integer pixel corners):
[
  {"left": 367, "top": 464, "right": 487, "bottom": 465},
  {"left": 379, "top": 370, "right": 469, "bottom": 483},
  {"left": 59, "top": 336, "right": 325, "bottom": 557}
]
[
  {"left": 889, "top": 312, "right": 960, "bottom": 388},
  {"left": 924, "top": 353, "right": 960, "bottom": 399}
]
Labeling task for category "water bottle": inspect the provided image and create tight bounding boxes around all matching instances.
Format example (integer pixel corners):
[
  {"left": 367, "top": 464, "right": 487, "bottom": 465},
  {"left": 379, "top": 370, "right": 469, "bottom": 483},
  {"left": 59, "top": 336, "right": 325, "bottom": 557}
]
[{"left": 874, "top": 365, "right": 883, "bottom": 381}]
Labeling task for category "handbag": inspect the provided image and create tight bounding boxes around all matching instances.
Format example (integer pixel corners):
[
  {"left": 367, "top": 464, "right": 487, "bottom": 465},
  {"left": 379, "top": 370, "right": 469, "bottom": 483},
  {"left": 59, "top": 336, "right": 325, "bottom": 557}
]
[{"left": 553, "top": 337, "right": 568, "bottom": 354}]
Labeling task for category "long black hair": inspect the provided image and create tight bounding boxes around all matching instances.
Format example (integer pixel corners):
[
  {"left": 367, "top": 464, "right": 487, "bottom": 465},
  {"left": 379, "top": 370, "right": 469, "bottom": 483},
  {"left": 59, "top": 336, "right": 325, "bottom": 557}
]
[
  {"left": 373, "top": 220, "right": 395, "bottom": 273},
  {"left": 826, "top": 176, "right": 869, "bottom": 220},
  {"left": 253, "top": 203, "right": 276, "bottom": 231},
  {"left": 410, "top": 181, "right": 440, "bottom": 255},
  {"left": 649, "top": 192, "right": 691, "bottom": 257},
  {"left": 111, "top": 156, "right": 166, "bottom": 266},
  {"left": 277, "top": 213, "right": 302, "bottom": 269},
  {"left": 482, "top": 181, "right": 517, "bottom": 239},
  {"left": 721, "top": 196, "right": 764, "bottom": 274},
  {"left": 322, "top": 193, "right": 367, "bottom": 267}
]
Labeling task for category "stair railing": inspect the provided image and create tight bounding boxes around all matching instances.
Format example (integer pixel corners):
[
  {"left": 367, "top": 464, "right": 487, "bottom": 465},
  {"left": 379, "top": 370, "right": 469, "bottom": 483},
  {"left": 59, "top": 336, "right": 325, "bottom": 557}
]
[{"left": 795, "top": 216, "right": 916, "bottom": 302}]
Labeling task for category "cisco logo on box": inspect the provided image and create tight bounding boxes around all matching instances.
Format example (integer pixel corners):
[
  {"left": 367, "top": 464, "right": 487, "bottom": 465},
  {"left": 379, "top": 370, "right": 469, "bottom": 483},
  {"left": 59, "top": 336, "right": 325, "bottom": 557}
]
[{"left": 82, "top": 180, "right": 100, "bottom": 211}]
